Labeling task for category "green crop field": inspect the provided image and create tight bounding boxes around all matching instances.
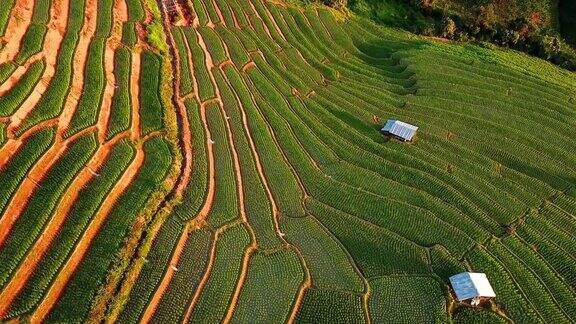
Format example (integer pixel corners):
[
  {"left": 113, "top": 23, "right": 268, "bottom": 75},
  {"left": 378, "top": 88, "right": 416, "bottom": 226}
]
[{"left": 0, "top": 0, "right": 574, "bottom": 323}]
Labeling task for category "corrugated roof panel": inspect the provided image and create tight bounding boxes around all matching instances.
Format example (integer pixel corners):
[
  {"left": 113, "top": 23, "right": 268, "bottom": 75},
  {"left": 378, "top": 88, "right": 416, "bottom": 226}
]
[
  {"left": 449, "top": 272, "right": 496, "bottom": 301},
  {"left": 381, "top": 119, "right": 418, "bottom": 141}
]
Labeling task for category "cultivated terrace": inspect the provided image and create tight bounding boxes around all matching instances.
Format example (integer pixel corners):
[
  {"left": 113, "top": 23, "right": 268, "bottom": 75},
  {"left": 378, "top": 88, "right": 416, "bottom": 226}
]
[{"left": 0, "top": 0, "right": 575, "bottom": 323}]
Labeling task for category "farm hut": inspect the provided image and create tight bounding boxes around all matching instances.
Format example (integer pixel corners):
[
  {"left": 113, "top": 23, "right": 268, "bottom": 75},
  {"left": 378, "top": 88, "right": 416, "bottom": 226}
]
[
  {"left": 449, "top": 272, "right": 496, "bottom": 306},
  {"left": 381, "top": 119, "right": 418, "bottom": 141}
]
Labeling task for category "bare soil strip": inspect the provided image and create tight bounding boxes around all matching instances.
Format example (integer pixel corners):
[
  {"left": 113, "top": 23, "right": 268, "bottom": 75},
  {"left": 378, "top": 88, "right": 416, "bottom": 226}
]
[
  {"left": 57, "top": 0, "right": 99, "bottom": 134},
  {"left": 29, "top": 145, "right": 146, "bottom": 324},
  {"left": 0, "top": 126, "right": 95, "bottom": 249},
  {"left": 130, "top": 48, "right": 141, "bottom": 140},
  {"left": 97, "top": 0, "right": 129, "bottom": 143},
  {"left": 7, "top": 0, "right": 71, "bottom": 132},
  {"left": 0, "top": 133, "right": 128, "bottom": 318},
  {"left": 0, "top": 0, "right": 34, "bottom": 64}
]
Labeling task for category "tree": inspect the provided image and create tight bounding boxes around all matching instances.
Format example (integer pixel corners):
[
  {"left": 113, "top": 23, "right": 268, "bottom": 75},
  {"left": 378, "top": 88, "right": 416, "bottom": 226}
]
[{"left": 442, "top": 17, "right": 457, "bottom": 38}]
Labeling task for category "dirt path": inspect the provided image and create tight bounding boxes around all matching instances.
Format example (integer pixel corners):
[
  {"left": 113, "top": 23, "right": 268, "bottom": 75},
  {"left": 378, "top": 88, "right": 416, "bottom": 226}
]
[
  {"left": 29, "top": 144, "right": 145, "bottom": 324},
  {"left": 130, "top": 48, "right": 141, "bottom": 140},
  {"left": 0, "top": 0, "right": 34, "bottom": 64},
  {"left": 97, "top": 0, "right": 128, "bottom": 143},
  {"left": 7, "top": 0, "right": 70, "bottom": 132},
  {"left": 0, "top": 133, "right": 128, "bottom": 318},
  {"left": 57, "top": 0, "right": 98, "bottom": 135}
]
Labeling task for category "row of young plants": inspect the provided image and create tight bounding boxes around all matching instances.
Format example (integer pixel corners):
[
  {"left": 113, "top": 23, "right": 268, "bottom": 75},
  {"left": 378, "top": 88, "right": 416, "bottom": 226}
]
[
  {"left": 139, "top": 51, "right": 165, "bottom": 135},
  {"left": 502, "top": 235, "right": 576, "bottom": 319},
  {"left": 16, "top": 0, "right": 87, "bottom": 135},
  {"left": 170, "top": 28, "right": 193, "bottom": 96},
  {"left": 46, "top": 138, "right": 173, "bottom": 322},
  {"left": 189, "top": 223, "right": 251, "bottom": 323},
  {"left": 181, "top": 28, "right": 215, "bottom": 101},
  {"left": 212, "top": 0, "right": 235, "bottom": 27},
  {"left": 13, "top": 0, "right": 51, "bottom": 64},
  {"left": 106, "top": 47, "right": 132, "bottom": 139},
  {"left": 117, "top": 216, "right": 184, "bottom": 324},
  {"left": 216, "top": 67, "right": 304, "bottom": 220},
  {"left": 280, "top": 215, "right": 364, "bottom": 292},
  {"left": 368, "top": 276, "right": 447, "bottom": 323},
  {"left": 0, "top": 127, "right": 55, "bottom": 215},
  {"left": 204, "top": 102, "right": 239, "bottom": 227},
  {"left": 198, "top": 27, "right": 227, "bottom": 66},
  {"left": 0, "top": 0, "right": 15, "bottom": 36},
  {"left": 231, "top": 249, "right": 304, "bottom": 323},
  {"left": 152, "top": 228, "right": 212, "bottom": 323},
  {"left": 0, "top": 133, "right": 98, "bottom": 290},
  {"left": 296, "top": 288, "right": 366, "bottom": 324},
  {"left": 7, "top": 141, "right": 136, "bottom": 317},
  {"left": 467, "top": 245, "right": 544, "bottom": 323},
  {"left": 488, "top": 239, "right": 571, "bottom": 322},
  {"left": 66, "top": 0, "right": 117, "bottom": 136},
  {"left": 308, "top": 198, "right": 430, "bottom": 277},
  {"left": 0, "top": 60, "right": 45, "bottom": 116}
]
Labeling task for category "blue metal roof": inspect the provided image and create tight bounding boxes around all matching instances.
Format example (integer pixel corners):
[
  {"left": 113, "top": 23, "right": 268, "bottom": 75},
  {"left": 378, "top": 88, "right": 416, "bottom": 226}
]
[
  {"left": 381, "top": 119, "right": 418, "bottom": 141},
  {"left": 449, "top": 272, "right": 496, "bottom": 301}
]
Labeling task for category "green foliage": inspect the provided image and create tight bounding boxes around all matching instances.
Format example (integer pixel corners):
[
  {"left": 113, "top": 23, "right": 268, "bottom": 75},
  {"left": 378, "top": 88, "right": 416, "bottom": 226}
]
[
  {"left": 47, "top": 138, "right": 172, "bottom": 322},
  {"left": 232, "top": 250, "right": 304, "bottom": 323},
  {"left": 139, "top": 51, "right": 165, "bottom": 134},
  {"left": 106, "top": 47, "right": 132, "bottom": 139},
  {"left": 369, "top": 276, "right": 448, "bottom": 323},
  {"left": 452, "top": 307, "right": 508, "bottom": 324},
  {"left": 0, "top": 0, "right": 15, "bottom": 35},
  {"left": 16, "top": 0, "right": 87, "bottom": 134},
  {"left": 118, "top": 217, "right": 183, "bottom": 324},
  {"left": 296, "top": 288, "right": 365, "bottom": 324},
  {"left": 0, "top": 133, "right": 98, "bottom": 292},
  {"left": 8, "top": 141, "right": 135, "bottom": 317},
  {"left": 190, "top": 224, "right": 251, "bottom": 323},
  {"left": 0, "top": 127, "right": 54, "bottom": 214},
  {"left": 152, "top": 229, "right": 212, "bottom": 323},
  {"left": 0, "top": 60, "right": 45, "bottom": 116}
]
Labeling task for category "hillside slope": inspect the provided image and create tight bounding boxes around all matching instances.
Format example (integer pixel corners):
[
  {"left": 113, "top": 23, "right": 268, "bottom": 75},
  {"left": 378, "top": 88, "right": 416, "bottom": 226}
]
[{"left": 0, "top": 0, "right": 575, "bottom": 323}]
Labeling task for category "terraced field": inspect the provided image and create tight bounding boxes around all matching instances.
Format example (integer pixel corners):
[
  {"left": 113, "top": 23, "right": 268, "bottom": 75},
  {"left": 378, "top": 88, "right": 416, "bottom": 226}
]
[{"left": 0, "top": 0, "right": 575, "bottom": 322}]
